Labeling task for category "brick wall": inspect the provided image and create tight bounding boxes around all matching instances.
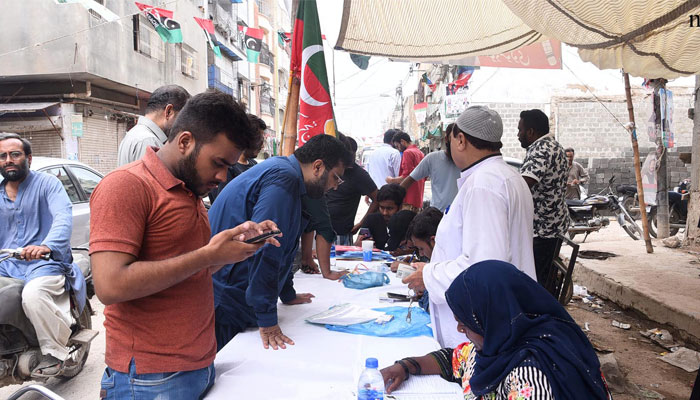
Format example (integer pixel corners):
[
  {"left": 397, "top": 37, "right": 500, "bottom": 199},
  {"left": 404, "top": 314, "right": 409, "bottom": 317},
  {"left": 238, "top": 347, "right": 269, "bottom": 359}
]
[{"left": 473, "top": 102, "right": 548, "bottom": 160}]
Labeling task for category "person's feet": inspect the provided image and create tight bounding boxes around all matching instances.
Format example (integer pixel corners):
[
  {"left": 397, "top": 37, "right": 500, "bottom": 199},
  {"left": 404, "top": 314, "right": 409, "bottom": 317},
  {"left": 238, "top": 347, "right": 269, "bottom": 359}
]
[{"left": 33, "top": 354, "right": 64, "bottom": 377}]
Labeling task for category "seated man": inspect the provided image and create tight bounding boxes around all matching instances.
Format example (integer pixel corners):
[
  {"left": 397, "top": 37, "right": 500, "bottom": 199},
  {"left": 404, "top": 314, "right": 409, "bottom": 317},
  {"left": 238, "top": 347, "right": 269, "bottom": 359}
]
[
  {"left": 355, "top": 184, "right": 416, "bottom": 252},
  {"left": 209, "top": 134, "right": 350, "bottom": 351},
  {"left": 0, "top": 133, "right": 76, "bottom": 376}
]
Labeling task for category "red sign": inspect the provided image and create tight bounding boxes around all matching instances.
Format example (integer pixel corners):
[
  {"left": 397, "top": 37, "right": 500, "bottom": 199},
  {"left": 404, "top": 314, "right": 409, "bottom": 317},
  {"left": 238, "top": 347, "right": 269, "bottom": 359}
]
[{"left": 478, "top": 39, "right": 562, "bottom": 69}]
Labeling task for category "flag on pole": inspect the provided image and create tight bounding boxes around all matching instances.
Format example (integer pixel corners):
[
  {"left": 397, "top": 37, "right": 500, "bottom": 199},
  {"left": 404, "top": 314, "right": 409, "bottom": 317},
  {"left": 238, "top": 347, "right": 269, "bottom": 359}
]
[
  {"left": 290, "top": 0, "right": 335, "bottom": 145},
  {"left": 422, "top": 73, "right": 437, "bottom": 91},
  {"left": 452, "top": 66, "right": 475, "bottom": 87},
  {"left": 238, "top": 25, "right": 263, "bottom": 63},
  {"left": 194, "top": 17, "right": 222, "bottom": 58},
  {"left": 135, "top": 2, "right": 182, "bottom": 43}
]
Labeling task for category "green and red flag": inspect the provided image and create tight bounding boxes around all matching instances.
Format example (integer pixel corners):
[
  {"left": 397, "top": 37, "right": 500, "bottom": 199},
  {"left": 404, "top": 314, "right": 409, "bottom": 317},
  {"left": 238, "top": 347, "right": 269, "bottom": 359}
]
[
  {"left": 135, "top": 2, "right": 182, "bottom": 43},
  {"left": 238, "top": 25, "right": 263, "bottom": 63},
  {"left": 290, "top": 0, "right": 335, "bottom": 145},
  {"left": 194, "top": 17, "right": 221, "bottom": 58}
]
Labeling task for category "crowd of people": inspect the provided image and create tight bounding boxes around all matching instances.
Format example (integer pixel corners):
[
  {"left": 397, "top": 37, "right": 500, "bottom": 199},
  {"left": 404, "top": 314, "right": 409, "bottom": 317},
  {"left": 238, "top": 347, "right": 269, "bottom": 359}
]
[{"left": 0, "top": 83, "right": 608, "bottom": 399}]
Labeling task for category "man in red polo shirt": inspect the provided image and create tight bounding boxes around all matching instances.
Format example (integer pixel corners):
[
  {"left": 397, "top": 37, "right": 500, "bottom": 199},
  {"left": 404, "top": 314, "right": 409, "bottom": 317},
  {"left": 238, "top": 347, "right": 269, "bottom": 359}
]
[
  {"left": 387, "top": 131, "right": 425, "bottom": 212},
  {"left": 89, "top": 90, "right": 279, "bottom": 399}
]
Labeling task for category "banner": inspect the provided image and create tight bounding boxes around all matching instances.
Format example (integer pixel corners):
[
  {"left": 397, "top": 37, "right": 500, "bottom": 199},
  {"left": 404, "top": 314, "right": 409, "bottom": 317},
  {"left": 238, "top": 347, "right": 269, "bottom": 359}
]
[
  {"left": 477, "top": 39, "right": 562, "bottom": 69},
  {"left": 413, "top": 102, "right": 427, "bottom": 125},
  {"left": 444, "top": 93, "right": 469, "bottom": 121},
  {"left": 290, "top": 0, "right": 335, "bottom": 146},
  {"left": 194, "top": 17, "right": 222, "bottom": 58},
  {"left": 134, "top": 2, "right": 182, "bottom": 43}
]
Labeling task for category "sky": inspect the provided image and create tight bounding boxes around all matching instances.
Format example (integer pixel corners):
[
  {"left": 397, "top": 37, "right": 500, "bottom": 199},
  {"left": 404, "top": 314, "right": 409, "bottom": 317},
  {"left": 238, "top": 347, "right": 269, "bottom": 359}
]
[{"left": 313, "top": 0, "right": 696, "bottom": 147}]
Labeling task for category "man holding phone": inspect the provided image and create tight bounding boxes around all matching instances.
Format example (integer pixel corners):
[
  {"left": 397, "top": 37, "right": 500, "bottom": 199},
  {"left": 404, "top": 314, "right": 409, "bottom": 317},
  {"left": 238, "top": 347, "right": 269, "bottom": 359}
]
[
  {"left": 209, "top": 134, "right": 351, "bottom": 351},
  {"left": 90, "top": 90, "right": 278, "bottom": 399}
]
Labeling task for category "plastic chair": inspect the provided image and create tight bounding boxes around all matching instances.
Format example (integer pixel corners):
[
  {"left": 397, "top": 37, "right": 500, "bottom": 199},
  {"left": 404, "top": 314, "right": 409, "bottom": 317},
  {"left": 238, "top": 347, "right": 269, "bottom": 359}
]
[{"left": 7, "top": 384, "right": 65, "bottom": 400}]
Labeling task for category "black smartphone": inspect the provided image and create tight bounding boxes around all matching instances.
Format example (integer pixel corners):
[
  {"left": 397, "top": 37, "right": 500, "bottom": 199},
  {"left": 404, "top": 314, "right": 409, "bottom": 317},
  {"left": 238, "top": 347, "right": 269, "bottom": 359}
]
[
  {"left": 386, "top": 292, "right": 410, "bottom": 301},
  {"left": 359, "top": 228, "right": 371, "bottom": 238},
  {"left": 244, "top": 230, "right": 282, "bottom": 244}
]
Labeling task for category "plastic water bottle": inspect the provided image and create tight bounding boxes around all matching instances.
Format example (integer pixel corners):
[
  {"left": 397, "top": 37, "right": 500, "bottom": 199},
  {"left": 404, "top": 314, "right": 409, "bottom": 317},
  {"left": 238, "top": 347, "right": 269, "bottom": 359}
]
[
  {"left": 358, "top": 357, "right": 384, "bottom": 400},
  {"left": 330, "top": 244, "right": 336, "bottom": 268}
]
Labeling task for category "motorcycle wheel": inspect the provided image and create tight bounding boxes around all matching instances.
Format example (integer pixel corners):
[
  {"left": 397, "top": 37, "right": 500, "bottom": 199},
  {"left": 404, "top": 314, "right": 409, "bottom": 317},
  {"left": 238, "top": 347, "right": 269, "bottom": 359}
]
[
  {"left": 648, "top": 207, "right": 681, "bottom": 238},
  {"left": 60, "top": 301, "right": 92, "bottom": 379},
  {"left": 622, "top": 196, "right": 641, "bottom": 220},
  {"left": 621, "top": 212, "right": 642, "bottom": 241}
]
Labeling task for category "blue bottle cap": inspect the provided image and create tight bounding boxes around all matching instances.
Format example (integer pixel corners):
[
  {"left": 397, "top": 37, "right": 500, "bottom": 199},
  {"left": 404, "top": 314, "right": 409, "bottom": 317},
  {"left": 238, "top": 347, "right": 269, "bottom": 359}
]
[{"left": 365, "top": 357, "right": 378, "bottom": 368}]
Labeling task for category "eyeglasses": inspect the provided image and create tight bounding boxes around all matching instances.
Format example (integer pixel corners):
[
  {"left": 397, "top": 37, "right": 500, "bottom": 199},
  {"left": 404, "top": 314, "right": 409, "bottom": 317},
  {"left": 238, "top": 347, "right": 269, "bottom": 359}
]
[
  {"left": 0, "top": 151, "right": 24, "bottom": 161},
  {"left": 332, "top": 171, "right": 344, "bottom": 186}
]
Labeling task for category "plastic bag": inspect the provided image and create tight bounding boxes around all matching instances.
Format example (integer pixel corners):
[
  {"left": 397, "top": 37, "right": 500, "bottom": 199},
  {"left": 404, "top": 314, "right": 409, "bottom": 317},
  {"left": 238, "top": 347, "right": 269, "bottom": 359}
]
[
  {"left": 325, "top": 306, "right": 432, "bottom": 338},
  {"left": 341, "top": 271, "right": 390, "bottom": 290}
]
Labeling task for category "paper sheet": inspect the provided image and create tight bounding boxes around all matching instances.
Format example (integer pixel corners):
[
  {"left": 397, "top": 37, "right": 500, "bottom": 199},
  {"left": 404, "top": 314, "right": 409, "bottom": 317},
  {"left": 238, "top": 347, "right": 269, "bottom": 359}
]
[
  {"left": 305, "top": 303, "right": 386, "bottom": 326},
  {"left": 390, "top": 375, "right": 462, "bottom": 396}
]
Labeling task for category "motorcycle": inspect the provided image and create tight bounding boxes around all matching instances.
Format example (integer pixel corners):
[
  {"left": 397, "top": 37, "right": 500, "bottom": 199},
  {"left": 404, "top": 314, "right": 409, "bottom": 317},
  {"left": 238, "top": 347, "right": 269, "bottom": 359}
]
[
  {"left": 647, "top": 179, "right": 689, "bottom": 238},
  {"left": 616, "top": 184, "right": 641, "bottom": 220},
  {"left": 567, "top": 176, "right": 643, "bottom": 242},
  {"left": 0, "top": 247, "right": 97, "bottom": 387}
]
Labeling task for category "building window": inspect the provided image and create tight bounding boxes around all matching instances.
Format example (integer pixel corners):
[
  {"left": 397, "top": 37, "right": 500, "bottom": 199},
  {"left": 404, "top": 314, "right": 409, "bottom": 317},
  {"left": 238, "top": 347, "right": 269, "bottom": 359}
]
[
  {"left": 255, "top": 0, "right": 269, "bottom": 16},
  {"left": 133, "top": 15, "right": 165, "bottom": 62},
  {"left": 180, "top": 44, "right": 198, "bottom": 78}
]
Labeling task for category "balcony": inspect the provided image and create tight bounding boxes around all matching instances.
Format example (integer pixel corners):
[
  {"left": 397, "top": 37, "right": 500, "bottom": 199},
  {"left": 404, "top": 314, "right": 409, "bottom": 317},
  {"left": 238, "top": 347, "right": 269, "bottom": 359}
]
[
  {"left": 208, "top": 65, "right": 235, "bottom": 97},
  {"left": 260, "top": 43, "right": 274, "bottom": 69}
]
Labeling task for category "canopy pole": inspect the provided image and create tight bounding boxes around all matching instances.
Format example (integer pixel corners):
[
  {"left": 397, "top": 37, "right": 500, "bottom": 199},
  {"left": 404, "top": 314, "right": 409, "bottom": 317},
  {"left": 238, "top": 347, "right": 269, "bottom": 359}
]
[
  {"left": 623, "top": 71, "right": 654, "bottom": 253},
  {"left": 281, "top": 74, "right": 300, "bottom": 156}
]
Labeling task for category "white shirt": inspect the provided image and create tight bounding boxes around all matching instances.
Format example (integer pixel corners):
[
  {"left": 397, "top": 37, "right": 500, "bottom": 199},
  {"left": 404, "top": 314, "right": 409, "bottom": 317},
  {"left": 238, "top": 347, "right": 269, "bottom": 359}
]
[
  {"left": 423, "top": 155, "right": 536, "bottom": 348},
  {"left": 367, "top": 144, "right": 401, "bottom": 188},
  {"left": 117, "top": 116, "right": 167, "bottom": 166}
]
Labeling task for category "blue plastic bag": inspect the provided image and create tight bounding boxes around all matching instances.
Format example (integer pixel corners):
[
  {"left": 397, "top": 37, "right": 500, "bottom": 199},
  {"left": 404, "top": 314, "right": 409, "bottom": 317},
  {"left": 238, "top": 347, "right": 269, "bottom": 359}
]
[
  {"left": 325, "top": 306, "right": 432, "bottom": 338},
  {"left": 341, "top": 271, "right": 390, "bottom": 290}
]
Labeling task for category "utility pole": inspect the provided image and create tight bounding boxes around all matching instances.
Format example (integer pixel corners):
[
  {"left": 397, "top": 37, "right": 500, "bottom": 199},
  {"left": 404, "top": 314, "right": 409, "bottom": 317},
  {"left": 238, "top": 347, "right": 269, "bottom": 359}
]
[
  {"left": 653, "top": 79, "right": 671, "bottom": 238},
  {"left": 397, "top": 83, "right": 404, "bottom": 131},
  {"left": 685, "top": 76, "right": 700, "bottom": 245}
]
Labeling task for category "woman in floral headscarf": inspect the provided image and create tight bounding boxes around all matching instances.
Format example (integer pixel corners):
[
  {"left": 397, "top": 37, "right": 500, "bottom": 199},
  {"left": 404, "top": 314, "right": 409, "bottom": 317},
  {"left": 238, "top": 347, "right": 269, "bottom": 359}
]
[{"left": 381, "top": 260, "right": 612, "bottom": 399}]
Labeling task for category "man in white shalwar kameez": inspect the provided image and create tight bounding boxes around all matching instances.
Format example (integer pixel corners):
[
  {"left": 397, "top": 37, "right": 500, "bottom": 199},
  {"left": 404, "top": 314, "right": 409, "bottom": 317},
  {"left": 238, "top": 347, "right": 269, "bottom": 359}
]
[{"left": 403, "top": 106, "right": 537, "bottom": 348}]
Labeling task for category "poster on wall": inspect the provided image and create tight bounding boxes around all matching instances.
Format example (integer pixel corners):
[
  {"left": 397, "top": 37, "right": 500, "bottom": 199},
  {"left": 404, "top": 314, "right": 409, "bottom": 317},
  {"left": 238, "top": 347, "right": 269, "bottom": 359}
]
[
  {"left": 71, "top": 114, "right": 84, "bottom": 137},
  {"left": 443, "top": 93, "right": 469, "bottom": 122},
  {"left": 65, "top": 135, "right": 79, "bottom": 161}
]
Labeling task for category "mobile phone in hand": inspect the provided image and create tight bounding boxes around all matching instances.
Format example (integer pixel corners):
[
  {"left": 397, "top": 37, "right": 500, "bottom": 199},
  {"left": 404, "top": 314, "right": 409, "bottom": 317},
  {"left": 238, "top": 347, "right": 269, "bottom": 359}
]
[
  {"left": 358, "top": 228, "right": 371, "bottom": 238},
  {"left": 244, "top": 230, "right": 282, "bottom": 244}
]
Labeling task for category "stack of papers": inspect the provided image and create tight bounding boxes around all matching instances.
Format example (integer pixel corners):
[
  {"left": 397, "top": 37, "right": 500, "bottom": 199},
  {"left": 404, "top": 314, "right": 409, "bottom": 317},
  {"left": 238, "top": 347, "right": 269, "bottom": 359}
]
[{"left": 305, "top": 304, "right": 388, "bottom": 326}]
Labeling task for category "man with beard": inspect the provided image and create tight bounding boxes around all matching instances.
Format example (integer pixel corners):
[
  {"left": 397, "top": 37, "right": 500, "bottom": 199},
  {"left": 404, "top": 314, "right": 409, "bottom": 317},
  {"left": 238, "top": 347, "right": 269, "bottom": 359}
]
[
  {"left": 208, "top": 134, "right": 350, "bottom": 351},
  {"left": 89, "top": 90, "right": 279, "bottom": 399},
  {"left": 0, "top": 133, "right": 76, "bottom": 376},
  {"left": 117, "top": 84, "right": 190, "bottom": 166}
]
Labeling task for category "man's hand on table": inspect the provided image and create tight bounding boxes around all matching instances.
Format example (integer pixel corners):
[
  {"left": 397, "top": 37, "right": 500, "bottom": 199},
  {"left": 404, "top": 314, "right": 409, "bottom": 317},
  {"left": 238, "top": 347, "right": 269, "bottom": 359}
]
[
  {"left": 402, "top": 262, "right": 426, "bottom": 293},
  {"left": 20, "top": 245, "right": 51, "bottom": 261},
  {"left": 381, "top": 363, "right": 408, "bottom": 393},
  {"left": 259, "top": 324, "right": 294, "bottom": 350},
  {"left": 282, "top": 292, "right": 315, "bottom": 305}
]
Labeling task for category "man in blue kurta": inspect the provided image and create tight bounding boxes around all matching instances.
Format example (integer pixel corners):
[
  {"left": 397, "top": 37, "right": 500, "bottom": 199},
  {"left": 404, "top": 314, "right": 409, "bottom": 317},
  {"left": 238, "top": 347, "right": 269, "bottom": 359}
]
[
  {"left": 0, "top": 133, "right": 76, "bottom": 376},
  {"left": 209, "top": 134, "right": 350, "bottom": 351}
]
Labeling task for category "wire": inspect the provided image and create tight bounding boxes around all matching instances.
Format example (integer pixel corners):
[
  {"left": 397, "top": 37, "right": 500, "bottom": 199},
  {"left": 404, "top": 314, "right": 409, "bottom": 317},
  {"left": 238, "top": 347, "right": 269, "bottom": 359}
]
[
  {"left": 562, "top": 61, "right": 629, "bottom": 131},
  {"left": 0, "top": 0, "right": 180, "bottom": 59}
]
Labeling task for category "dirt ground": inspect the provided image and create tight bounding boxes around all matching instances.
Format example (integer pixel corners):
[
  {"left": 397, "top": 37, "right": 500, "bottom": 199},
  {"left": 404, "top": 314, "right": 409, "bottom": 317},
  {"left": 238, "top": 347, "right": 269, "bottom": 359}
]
[{"left": 567, "top": 294, "right": 696, "bottom": 400}]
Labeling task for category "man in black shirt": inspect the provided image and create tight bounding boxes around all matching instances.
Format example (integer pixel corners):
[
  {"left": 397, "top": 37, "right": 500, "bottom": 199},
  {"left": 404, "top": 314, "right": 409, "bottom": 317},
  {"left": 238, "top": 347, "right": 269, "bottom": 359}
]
[
  {"left": 355, "top": 184, "right": 416, "bottom": 251},
  {"left": 208, "top": 114, "right": 266, "bottom": 203},
  {"left": 326, "top": 136, "right": 379, "bottom": 245}
]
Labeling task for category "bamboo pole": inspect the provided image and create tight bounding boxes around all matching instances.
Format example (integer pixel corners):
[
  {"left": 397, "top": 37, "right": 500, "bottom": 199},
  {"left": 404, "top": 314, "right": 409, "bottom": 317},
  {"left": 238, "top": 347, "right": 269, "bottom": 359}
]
[
  {"left": 281, "top": 74, "right": 300, "bottom": 156},
  {"left": 623, "top": 71, "right": 654, "bottom": 253}
]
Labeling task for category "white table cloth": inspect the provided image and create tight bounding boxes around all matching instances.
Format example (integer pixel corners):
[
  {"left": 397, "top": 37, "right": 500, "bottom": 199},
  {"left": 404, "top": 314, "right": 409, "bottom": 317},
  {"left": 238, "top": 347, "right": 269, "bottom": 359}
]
[{"left": 206, "top": 260, "right": 462, "bottom": 399}]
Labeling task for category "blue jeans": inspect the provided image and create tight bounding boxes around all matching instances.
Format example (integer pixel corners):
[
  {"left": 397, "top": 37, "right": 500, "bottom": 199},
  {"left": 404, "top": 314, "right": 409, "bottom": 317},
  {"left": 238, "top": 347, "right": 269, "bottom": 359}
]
[
  {"left": 335, "top": 234, "right": 353, "bottom": 246},
  {"left": 100, "top": 359, "right": 215, "bottom": 400}
]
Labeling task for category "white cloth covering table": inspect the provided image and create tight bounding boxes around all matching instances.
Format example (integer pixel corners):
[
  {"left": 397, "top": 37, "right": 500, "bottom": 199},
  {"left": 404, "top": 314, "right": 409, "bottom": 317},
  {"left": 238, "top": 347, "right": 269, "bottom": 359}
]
[{"left": 206, "top": 260, "right": 462, "bottom": 399}]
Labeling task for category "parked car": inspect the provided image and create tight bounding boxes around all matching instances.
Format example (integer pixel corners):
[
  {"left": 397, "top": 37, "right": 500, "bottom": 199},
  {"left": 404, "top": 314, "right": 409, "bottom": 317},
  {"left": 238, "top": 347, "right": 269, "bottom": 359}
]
[{"left": 30, "top": 157, "right": 103, "bottom": 288}]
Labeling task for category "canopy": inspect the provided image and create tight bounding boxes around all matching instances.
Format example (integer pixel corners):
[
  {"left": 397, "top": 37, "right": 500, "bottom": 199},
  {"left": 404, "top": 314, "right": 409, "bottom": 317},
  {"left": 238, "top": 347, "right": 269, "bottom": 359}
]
[
  {"left": 335, "top": 0, "right": 700, "bottom": 79},
  {"left": 335, "top": 0, "right": 542, "bottom": 63}
]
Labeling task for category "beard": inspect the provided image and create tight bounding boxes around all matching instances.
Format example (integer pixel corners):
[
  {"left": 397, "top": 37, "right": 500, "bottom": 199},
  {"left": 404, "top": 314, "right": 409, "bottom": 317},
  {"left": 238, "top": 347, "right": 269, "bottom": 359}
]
[
  {"left": 175, "top": 148, "right": 207, "bottom": 197},
  {"left": 306, "top": 170, "right": 329, "bottom": 199},
  {"left": 0, "top": 158, "right": 29, "bottom": 182}
]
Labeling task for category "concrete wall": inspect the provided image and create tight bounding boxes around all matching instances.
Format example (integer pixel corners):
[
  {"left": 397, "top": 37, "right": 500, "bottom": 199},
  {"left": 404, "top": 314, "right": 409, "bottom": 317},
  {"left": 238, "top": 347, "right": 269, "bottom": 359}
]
[{"left": 0, "top": 0, "right": 208, "bottom": 95}]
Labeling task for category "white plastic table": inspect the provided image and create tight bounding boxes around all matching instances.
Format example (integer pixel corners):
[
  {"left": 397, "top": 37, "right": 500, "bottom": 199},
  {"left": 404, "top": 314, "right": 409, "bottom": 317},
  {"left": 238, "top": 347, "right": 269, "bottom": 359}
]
[{"left": 205, "top": 260, "right": 462, "bottom": 400}]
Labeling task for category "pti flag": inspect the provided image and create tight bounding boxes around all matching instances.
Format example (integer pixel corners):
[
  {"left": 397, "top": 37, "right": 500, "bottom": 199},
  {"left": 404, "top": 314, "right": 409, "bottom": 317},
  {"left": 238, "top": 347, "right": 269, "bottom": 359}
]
[
  {"left": 135, "top": 2, "right": 182, "bottom": 43},
  {"left": 291, "top": 0, "right": 335, "bottom": 145},
  {"left": 239, "top": 26, "right": 263, "bottom": 63},
  {"left": 194, "top": 17, "right": 221, "bottom": 58}
]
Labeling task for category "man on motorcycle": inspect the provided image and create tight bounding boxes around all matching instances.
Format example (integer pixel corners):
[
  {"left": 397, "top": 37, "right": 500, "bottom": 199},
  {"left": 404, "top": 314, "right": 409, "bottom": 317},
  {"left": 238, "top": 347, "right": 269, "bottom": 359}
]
[{"left": 0, "top": 133, "right": 75, "bottom": 377}]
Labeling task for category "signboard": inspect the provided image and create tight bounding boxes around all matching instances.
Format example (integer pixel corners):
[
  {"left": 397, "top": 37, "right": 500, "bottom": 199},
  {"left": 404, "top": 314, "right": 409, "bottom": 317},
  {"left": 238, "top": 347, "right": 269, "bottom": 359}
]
[
  {"left": 413, "top": 102, "right": 427, "bottom": 124},
  {"left": 443, "top": 93, "right": 469, "bottom": 121},
  {"left": 71, "top": 114, "right": 83, "bottom": 137},
  {"left": 477, "top": 39, "right": 562, "bottom": 69}
]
